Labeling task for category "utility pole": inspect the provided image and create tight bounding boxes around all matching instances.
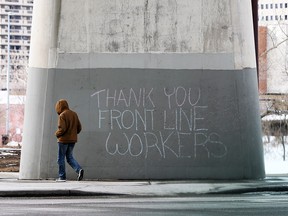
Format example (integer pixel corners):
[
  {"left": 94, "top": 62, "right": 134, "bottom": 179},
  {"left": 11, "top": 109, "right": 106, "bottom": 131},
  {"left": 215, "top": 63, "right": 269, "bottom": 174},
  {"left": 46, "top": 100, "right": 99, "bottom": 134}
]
[{"left": 6, "top": 12, "right": 11, "bottom": 136}]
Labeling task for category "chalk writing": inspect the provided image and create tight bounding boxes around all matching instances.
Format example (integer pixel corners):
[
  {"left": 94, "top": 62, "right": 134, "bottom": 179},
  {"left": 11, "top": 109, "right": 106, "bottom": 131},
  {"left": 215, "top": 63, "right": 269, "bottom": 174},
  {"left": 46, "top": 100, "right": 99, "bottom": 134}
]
[
  {"left": 105, "top": 131, "right": 227, "bottom": 159},
  {"left": 91, "top": 88, "right": 155, "bottom": 108},
  {"left": 98, "top": 109, "right": 154, "bottom": 130},
  {"left": 91, "top": 87, "right": 227, "bottom": 160},
  {"left": 164, "top": 87, "right": 201, "bottom": 109},
  {"left": 163, "top": 107, "right": 208, "bottom": 131}
]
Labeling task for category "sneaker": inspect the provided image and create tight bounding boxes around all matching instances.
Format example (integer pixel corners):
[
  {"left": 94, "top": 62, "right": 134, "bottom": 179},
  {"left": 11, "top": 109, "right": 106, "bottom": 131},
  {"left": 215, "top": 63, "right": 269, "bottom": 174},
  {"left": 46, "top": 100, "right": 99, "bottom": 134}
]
[
  {"left": 77, "top": 169, "right": 84, "bottom": 181},
  {"left": 56, "top": 178, "right": 66, "bottom": 182}
]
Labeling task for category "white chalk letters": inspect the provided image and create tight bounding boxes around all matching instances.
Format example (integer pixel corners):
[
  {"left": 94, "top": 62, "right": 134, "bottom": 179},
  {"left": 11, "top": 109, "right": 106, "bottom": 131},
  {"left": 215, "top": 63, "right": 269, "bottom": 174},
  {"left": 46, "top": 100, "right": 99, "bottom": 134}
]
[{"left": 91, "top": 87, "right": 227, "bottom": 159}]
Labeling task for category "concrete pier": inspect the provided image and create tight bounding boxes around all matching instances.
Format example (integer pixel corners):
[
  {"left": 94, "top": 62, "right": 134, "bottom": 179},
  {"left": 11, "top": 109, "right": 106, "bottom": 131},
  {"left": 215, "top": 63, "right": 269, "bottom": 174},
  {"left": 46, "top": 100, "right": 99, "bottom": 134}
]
[{"left": 20, "top": 0, "right": 265, "bottom": 180}]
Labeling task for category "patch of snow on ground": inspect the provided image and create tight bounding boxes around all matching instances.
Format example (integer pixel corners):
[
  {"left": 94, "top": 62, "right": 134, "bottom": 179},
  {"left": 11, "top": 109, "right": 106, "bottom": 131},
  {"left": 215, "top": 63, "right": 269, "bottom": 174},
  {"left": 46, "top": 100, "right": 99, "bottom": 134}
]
[
  {"left": 263, "top": 136, "right": 288, "bottom": 175},
  {"left": 6, "top": 141, "right": 21, "bottom": 147}
]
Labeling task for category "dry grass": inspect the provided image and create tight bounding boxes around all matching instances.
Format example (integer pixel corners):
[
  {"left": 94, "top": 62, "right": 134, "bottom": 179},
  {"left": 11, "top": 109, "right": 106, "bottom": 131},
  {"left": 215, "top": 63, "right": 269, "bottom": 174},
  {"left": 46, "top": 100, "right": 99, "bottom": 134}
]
[{"left": 0, "top": 148, "right": 20, "bottom": 172}]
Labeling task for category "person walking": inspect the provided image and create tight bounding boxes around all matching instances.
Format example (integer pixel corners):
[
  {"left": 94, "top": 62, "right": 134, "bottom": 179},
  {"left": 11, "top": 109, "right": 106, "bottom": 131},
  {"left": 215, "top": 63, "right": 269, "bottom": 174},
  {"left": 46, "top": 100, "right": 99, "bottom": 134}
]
[{"left": 55, "top": 99, "right": 84, "bottom": 182}]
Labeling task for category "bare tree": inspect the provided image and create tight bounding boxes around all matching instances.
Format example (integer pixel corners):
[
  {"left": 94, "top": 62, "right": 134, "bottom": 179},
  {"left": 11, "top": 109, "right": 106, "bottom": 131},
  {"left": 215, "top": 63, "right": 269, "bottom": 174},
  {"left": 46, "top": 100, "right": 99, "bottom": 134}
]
[{"left": 259, "top": 22, "right": 288, "bottom": 161}]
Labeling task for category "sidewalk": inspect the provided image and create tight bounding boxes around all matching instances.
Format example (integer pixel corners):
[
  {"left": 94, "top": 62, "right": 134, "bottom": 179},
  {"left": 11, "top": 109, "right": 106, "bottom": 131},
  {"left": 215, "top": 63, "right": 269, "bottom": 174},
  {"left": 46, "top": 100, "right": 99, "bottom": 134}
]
[{"left": 0, "top": 172, "right": 288, "bottom": 197}]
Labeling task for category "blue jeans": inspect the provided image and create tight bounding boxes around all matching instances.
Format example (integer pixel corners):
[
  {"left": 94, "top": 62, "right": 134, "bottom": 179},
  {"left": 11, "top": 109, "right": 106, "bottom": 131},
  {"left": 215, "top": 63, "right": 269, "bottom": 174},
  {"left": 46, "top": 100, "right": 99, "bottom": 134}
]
[{"left": 57, "top": 143, "right": 82, "bottom": 179}]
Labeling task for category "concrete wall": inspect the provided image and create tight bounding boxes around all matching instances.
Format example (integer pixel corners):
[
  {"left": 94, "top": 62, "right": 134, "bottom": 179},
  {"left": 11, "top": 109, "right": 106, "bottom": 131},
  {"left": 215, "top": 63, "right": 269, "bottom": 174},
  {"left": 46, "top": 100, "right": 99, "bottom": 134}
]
[
  {"left": 20, "top": 0, "right": 265, "bottom": 180},
  {"left": 29, "top": 0, "right": 256, "bottom": 69}
]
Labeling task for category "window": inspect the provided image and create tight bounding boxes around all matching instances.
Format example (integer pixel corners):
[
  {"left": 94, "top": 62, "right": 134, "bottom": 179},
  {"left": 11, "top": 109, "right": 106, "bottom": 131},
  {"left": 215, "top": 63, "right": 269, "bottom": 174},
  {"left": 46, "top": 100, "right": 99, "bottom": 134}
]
[
  {"left": 11, "top": 26, "right": 21, "bottom": 31},
  {"left": 271, "top": 15, "right": 273, "bottom": 20},
  {"left": 271, "top": 3, "right": 273, "bottom": 9},
  {"left": 266, "top": 16, "right": 268, "bottom": 21},
  {"left": 261, "top": 4, "right": 264, "bottom": 9},
  {"left": 5, "top": 0, "right": 20, "bottom": 2},
  {"left": 280, "top": 3, "right": 283, "bottom": 8},
  {"left": 276, "top": 15, "right": 278, "bottom": 20},
  {"left": 14, "top": 36, "right": 22, "bottom": 40},
  {"left": 10, "top": 45, "right": 21, "bottom": 50},
  {"left": 266, "top": 4, "right": 269, "bottom": 9},
  {"left": 275, "top": 4, "right": 278, "bottom": 9},
  {"left": 12, "top": 5, "right": 21, "bottom": 10},
  {"left": 285, "top": 15, "right": 288, "bottom": 20},
  {"left": 285, "top": 3, "right": 288, "bottom": 8}
]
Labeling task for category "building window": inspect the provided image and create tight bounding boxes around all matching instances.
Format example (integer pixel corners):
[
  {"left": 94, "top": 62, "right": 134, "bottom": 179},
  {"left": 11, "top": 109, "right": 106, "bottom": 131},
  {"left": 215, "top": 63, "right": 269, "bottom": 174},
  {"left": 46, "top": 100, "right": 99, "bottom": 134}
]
[
  {"left": 10, "top": 45, "right": 21, "bottom": 50},
  {"left": 285, "top": 3, "right": 288, "bottom": 8},
  {"left": 276, "top": 15, "right": 278, "bottom": 20},
  {"left": 271, "top": 16, "right": 273, "bottom": 20},
  {"left": 275, "top": 4, "right": 278, "bottom": 9},
  {"left": 280, "top": 3, "right": 283, "bottom": 8},
  {"left": 266, "top": 16, "right": 269, "bottom": 21},
  {"left": 266, "top": 4, "right": 269, "bottom": 9},
  {"left": 261, "top": 4, "right": 264, "bottom": 9},
  {"left": 285, "top": 15, "right": 288, "bottom": 20},
  {"left": 270, "top": 3, "right": 273, "bottom": 9}
]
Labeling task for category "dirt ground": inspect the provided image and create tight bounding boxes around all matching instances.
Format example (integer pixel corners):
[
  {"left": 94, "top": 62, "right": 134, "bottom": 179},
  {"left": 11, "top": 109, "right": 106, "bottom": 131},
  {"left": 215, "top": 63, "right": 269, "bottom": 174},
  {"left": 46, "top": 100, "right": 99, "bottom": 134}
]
[{"left": 0, "top": 148, "right": 21, "bottom": 172}]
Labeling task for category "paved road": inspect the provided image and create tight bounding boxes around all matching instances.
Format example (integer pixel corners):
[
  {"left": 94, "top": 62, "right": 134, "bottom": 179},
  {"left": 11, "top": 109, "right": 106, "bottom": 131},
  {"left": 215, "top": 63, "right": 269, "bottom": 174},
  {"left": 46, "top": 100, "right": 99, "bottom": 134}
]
[{"left": 0, "top": 193, "right": 288, "bottom": 216}]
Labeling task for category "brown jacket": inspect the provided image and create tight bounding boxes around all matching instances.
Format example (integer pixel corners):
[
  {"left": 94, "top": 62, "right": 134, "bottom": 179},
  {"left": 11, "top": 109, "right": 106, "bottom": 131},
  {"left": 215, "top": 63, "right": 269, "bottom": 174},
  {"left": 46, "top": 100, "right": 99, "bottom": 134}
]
[{"left": 55, "top": 99, "right": 82, "bottom": 143}]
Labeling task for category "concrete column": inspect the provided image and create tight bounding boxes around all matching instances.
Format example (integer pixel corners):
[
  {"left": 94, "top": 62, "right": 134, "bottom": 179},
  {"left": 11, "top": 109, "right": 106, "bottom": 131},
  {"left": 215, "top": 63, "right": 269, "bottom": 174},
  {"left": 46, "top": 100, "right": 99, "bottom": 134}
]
[
  {"left": 19, "top": 0, "right": 60, "bottom": 179},
  {"left": 20, "top": 0, "right": 265, "bottom": 180}
]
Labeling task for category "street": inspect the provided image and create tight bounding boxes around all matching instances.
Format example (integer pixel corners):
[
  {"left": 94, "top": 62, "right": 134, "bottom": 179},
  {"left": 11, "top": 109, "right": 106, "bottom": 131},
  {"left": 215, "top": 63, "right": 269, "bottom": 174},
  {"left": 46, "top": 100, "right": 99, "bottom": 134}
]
[{"left": 0, "top": 193, "right": 288, "bottom": 216}]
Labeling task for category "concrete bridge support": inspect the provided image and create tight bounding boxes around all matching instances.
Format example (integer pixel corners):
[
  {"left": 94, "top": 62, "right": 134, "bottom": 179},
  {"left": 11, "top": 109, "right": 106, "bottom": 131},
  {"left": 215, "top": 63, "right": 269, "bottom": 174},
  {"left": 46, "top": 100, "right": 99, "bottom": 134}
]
[{"left": 20, "top": 0, "right": 265, "bottom": 180}]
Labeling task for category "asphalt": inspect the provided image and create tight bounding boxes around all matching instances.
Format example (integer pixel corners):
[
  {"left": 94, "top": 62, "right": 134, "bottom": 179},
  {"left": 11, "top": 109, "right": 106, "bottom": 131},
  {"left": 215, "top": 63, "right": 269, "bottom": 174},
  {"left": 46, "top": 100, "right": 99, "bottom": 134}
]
[{"left": 0, "top": 173, "right": 288, "bottom": 197}]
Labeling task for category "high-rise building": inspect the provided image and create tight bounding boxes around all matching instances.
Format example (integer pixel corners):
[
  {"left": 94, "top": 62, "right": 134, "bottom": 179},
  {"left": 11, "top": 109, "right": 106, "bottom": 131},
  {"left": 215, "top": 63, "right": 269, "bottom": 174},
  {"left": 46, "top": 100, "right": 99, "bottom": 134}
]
[
  {"left": 0, "top": 0, "right": 33, "bottom": 94},
  {"left": 258, "top": 0, "right": 288, "bottom": 26}
]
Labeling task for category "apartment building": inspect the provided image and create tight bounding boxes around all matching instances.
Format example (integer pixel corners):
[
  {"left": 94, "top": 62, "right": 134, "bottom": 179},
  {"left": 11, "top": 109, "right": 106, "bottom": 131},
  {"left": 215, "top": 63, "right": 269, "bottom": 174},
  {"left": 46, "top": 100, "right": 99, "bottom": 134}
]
[
  {"left": 0, "top": 0, "right": 33, "bottom": 94},
  {"left": 258, "top": 0, "right": 288, "bottom": 25}
]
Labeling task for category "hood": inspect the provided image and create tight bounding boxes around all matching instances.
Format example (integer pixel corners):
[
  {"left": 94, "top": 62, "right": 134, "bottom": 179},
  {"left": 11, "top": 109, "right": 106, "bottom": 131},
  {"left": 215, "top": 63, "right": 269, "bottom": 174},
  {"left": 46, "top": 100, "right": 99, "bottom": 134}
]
[{"left": 55, "top": 99, "right": 69, "bottom": 115}]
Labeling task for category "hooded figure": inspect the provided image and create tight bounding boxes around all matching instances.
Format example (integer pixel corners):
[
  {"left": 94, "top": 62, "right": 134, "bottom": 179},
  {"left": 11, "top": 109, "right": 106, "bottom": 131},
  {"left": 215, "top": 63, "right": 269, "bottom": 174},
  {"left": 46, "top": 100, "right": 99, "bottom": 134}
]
[
  {"left": 55, "top": 99, "right": 82, "bottom": 143},
  {"left": 55, "top": 99, "right": 84, "bottom": 182}
]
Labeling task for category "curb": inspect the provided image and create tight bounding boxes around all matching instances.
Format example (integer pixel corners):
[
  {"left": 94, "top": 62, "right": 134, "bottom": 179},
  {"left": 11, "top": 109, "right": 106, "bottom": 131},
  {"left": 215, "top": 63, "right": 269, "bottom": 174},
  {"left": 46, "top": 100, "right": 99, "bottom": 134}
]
[
  {"left": 0, "top": 189, "right": 125, "bottom": 197},
  {"left": 1, "top": 186, "right": 288, "bottom": 197},
  {"left": 208, "top": 185, "right": 288, "bottom": 195}
]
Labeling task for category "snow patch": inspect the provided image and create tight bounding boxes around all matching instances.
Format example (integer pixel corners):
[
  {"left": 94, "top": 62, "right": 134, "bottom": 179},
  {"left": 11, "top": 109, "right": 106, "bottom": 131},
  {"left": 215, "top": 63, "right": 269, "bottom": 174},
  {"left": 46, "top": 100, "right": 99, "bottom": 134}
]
[{"left": 264, "top": 136, "right": 288, "bottom": 175}]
